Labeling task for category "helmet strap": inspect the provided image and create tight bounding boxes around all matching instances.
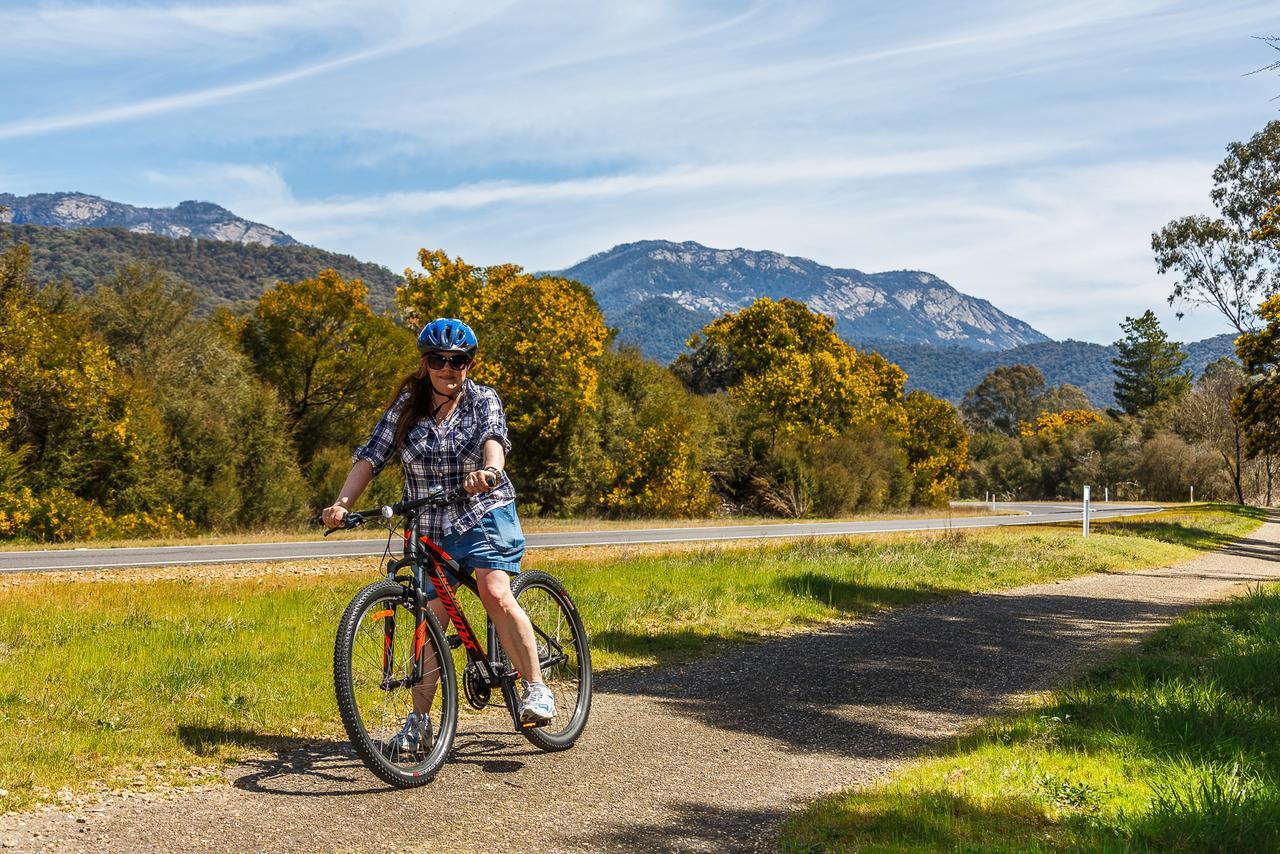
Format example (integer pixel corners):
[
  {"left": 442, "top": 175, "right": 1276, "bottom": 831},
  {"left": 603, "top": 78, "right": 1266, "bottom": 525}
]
[{"left": 428, "top": 380, "right": 464, "bottom": 420}]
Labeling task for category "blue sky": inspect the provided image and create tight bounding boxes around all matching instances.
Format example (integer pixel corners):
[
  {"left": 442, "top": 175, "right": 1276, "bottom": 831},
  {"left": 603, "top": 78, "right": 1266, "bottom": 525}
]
[{"left": 2, "top": 1, "right": 1277, "bottom": 343}]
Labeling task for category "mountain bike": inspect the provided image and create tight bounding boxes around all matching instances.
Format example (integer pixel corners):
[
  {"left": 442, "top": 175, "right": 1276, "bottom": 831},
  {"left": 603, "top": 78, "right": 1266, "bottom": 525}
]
[{"left": 327, "top": 485, "right": 592, "bottom": 788}]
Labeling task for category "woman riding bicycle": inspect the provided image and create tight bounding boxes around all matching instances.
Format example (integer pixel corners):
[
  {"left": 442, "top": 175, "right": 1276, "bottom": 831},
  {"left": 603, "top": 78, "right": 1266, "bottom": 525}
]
[{"left": 322, "top": 317, "right": 554, "bottom": 752}]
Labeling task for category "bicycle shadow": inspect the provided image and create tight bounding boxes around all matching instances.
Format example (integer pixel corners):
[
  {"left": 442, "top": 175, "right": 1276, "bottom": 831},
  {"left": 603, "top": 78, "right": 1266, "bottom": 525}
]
[
  {"left": 178, "top": 724, "right": 541, "bottom": 798},
  {"left": 175, "top": 728, "right": 385, "bottom": 797}
]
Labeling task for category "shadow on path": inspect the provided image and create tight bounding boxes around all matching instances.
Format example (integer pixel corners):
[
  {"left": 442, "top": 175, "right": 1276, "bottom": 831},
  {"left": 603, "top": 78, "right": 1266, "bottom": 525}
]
[
  {"left": 186, "top": 725, "right": 542, "bottom": 798},
  {"left": 573, "top": 801, "right": 789, "bottom": 853},
  {"left": 581, "top": 530, "right": 1280, "bottom": 851},
  {"left": 598, "top": 591, "right": 1182, "bottom": 762},
  {"left": 229, "top": 741, "right": 387, "bottom": 798}
]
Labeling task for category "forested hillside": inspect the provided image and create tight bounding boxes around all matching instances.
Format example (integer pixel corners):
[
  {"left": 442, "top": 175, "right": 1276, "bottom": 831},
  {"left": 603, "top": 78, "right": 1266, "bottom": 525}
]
[
  {"left": 868, "top": 334, "right": 1237, "bottom": 407},
  {"left": 0, "top": 224, "right": 402, "bottom": 312}
]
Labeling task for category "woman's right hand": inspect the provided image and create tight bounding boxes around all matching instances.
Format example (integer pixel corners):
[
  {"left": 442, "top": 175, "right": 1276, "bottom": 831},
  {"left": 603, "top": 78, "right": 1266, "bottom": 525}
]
[{"left": 322, "top": 504, "right": 349, "bottom": 528}]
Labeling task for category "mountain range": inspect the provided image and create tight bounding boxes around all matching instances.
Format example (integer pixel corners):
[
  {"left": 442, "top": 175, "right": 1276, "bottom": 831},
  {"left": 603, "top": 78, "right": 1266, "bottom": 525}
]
[
  {"left": 553, "top": 240, "right": 1050, "bottom": 363},
  {"left": 869, "top": 335, "right": 1237, "bottom": 408},
  {"left": 2, "top": 194, "right": 1237, "bottom": 407},
  {"left": 0, "top": 192, "right": 297, "bottom": 247}
]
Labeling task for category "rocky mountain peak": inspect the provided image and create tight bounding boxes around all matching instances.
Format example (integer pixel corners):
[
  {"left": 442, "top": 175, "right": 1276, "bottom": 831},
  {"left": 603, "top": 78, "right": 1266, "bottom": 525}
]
[
  {"left": 553, "top": 239, "right": 1049, "bottom": 363},
  {"left": 0, "top": 192, "right": 297, "bottom": 247}
]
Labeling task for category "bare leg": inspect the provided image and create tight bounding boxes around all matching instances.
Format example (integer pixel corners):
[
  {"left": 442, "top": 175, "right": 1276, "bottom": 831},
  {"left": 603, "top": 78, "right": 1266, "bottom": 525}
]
[
  {"left": 475, "top": 567, "right": 543, "bottom": 684},
  {"left": 412, "top": 597, "right": 451, "bottom": 715}
]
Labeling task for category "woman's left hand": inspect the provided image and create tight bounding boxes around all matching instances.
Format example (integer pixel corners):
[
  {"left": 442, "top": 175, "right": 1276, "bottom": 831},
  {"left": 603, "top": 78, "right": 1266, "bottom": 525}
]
[{"left": 464, "top": 468, "right": 498, "bottom": 495}]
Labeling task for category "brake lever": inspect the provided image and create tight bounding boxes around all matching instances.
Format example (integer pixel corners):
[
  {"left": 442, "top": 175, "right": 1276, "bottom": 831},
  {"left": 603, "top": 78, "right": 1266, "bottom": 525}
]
[{"left": 323, "top": 512, "right": 365, "bottom": 535}]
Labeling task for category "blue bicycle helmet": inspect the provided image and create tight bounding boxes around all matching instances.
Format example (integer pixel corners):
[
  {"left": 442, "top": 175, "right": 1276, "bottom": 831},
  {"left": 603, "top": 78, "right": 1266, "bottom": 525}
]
[{"left": 417, "top": 317, "right": 478, "bottom": 355}]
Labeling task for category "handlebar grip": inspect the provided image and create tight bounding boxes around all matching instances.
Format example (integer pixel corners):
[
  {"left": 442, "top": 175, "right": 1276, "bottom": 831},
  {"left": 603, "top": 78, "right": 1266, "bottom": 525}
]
[
  {"left": 390, "top": 486, "right": 468, "bottom": 515},
  {"left": 323, "top": 510, "right": 365, "bottom": 535}
]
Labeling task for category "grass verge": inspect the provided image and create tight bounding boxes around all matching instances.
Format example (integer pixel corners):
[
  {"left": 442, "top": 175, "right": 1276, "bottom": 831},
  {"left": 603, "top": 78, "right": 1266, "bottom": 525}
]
[
  {"left": 0, "top": 503, "right": 1264, "bottom": 813},
  {"left": 778, "top": 581, "right": 1280, "bottom": 852}
]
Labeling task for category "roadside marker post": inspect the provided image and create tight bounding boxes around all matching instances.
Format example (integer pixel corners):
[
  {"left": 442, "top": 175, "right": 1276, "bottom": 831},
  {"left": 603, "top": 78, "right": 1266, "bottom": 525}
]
[
  {"left": 1104, "top": 486, "right": 1108, "bottom": 503},
  {"left": 1190, "top": 485, "right": 1194, "bottom": 504},
  {"left": 1083, "top": 485, "right": 1091, "bottom": 538}
]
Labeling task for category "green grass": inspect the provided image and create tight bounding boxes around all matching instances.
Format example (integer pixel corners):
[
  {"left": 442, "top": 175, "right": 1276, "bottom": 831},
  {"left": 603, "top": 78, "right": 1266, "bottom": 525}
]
[
  {"left": 778, "top": 577, "right": 1280, "bottom": 852},
  {"left": 0, "top": 504, "right": 1263, "bottom": 813}
]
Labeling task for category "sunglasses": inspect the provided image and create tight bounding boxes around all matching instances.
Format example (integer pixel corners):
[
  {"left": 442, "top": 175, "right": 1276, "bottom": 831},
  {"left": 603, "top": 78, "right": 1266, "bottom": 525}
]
[{"left": 425, "top": 353, "right": 472, "bottom": 371}]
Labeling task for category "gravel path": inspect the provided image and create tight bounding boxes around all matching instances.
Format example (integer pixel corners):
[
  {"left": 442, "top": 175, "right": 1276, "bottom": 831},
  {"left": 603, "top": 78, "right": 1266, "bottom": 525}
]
[{"left": 5, "top": 520, "right": 1280, "bottom": 853}]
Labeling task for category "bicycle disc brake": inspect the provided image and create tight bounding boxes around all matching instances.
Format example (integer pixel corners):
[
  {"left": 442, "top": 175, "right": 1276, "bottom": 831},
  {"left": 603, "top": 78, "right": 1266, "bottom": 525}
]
[{"left": 463, "top": 661, "right": 491, "bottom": 709}]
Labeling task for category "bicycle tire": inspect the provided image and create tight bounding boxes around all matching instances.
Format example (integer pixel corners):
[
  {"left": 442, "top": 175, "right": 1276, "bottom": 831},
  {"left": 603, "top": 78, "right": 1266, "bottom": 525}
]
[
  {"left": 498, "top": 570, "right": 592, "bottom": 751},
  {"left": 334, "top": 580, "right": 458, "bottom": 787}
]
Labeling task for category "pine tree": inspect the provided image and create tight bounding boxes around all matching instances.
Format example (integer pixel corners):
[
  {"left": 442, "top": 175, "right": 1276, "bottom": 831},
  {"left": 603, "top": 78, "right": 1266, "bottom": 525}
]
[{"left": 1112, "top": 310, "right": 1191, "bottom": 415}]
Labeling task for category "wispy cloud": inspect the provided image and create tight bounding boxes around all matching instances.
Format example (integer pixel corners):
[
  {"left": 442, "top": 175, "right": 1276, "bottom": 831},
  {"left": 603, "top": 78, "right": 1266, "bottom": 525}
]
[
  {"left": 265, "top": 139, "right": 1084, "bottom": 222},
  {"left": 0, "top": 1, "right": 492, "bottom": 58},
  {"left": 3, "top": 0, "right": 1270, "bottom": 342},
  {"left": 0, "top": 48, "right": 393, "bottom": 140},
  {"left": 0, "top": 0, "right": 513, "bottom": 139}
]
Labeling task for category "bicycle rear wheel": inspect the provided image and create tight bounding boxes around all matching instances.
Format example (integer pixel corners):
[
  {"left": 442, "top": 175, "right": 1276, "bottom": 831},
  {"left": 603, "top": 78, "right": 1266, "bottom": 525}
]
[
  {"left": 502, "top": 570, "right": 592, "bottom": 751},
  {"left": 334, "top": 580, "right": 458, "bottom": 787}
]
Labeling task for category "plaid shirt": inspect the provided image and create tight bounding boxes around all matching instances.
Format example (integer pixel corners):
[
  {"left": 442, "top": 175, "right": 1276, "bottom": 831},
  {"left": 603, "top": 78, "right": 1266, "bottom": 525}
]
[{"left": 353, "top": 379, "right": 515, "bottom": 542}]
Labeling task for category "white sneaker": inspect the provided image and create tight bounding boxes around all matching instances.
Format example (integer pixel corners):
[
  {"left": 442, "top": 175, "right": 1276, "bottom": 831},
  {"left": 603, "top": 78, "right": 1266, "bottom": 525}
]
[
  {"left": 385, "top": 711, "right": 432, "bottom": 757},
  {"left": 520, "top": 682, "right": 556, "bottom": 725}
]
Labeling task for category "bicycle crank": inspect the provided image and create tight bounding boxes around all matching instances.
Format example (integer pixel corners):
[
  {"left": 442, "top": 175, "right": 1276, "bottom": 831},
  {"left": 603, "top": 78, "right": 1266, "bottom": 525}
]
[{"left": 463, "top": 662, "right": 491, "bottom": 709}]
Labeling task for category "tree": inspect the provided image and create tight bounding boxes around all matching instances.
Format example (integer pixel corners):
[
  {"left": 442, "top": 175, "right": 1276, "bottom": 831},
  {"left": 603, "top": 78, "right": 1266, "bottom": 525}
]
[
  {"left": 672, "top": 297, "right": 977, "bottom": 512},
  {"left": 1112, "top": 310, "right": 1190, "bottom": 415},
  {"left": 960, "top": 365, "right": 1046, "bottom": 435},
  {"left": 901, "top": 391, "right": 969, "bottom": 506},
  {"left": 586, "top": 348, "right": 719, "bottom": 518},
  {"left": 1258, "top": 192, "right": 1280, "bottom": 245},
  {"left": 397, "top": 250, "right": 609, "bottom": 513},
  {"left": 1234, "top": 295, "right": 1280, "bottom": 469},
  {"left": 84, "top": 263, "right": 307, "bottom": 527},
  {"left": 1155, "top": 120, "right": 1280, "bottom": 332},
  {"left": 1019, "top": 409, "right": 1102, "bottom": 437},
  {"left": 0, "top": 244, "right": 172, "bottom": 513},
  {"left": 677, "top": 297, "right": 906, "bottom": 441},
  {"left": 236, "top": 269, "right": 416, "bottom": 467},
  {"left": 1178, "top": 356, "right": 1246, "bottom": 503},
  {"left": 1036, "top": 383, "right": 1092, "bottom": 415}
]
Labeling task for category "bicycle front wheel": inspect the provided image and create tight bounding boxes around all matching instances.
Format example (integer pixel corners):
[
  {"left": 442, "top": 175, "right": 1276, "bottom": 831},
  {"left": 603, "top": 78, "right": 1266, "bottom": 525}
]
[
  {"left": 505, "top": 570, "right": 592, "bottom": 751},
  {"left": 334, "top": 580, "right": 458, "bottom": 787}
]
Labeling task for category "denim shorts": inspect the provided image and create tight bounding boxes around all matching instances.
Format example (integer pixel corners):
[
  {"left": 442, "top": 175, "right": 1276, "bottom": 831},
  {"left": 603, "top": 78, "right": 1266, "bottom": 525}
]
[{"left": 420, "top": 502, "right": 526, "bottom": 599}]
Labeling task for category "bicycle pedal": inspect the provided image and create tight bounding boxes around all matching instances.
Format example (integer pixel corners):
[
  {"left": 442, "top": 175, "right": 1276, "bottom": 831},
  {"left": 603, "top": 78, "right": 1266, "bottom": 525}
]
[{"left": 446, "top": 635, "right": 463, "bottom": 649}]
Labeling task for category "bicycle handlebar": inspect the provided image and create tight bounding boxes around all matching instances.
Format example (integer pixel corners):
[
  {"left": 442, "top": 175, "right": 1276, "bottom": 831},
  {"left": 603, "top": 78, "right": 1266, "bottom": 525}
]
[{"left": 323, "top": 482, "right": 479, "bottom": 536}]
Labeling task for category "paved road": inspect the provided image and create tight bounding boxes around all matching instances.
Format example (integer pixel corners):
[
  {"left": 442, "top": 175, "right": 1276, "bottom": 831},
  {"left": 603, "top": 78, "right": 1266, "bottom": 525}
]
[{"left": 0, "top": 502, "right": 1162, "bottom": 573}]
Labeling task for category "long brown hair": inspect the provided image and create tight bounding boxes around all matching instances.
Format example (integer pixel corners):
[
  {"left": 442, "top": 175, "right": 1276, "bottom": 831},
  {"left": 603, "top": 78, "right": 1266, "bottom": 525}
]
[{"left": 389, "top": 359, "right": 435, "bottom": 451}]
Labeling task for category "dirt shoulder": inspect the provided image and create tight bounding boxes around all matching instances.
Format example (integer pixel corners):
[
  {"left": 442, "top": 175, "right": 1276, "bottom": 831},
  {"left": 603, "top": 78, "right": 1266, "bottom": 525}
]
[{"left": 4, "top": 520, "right": 1278, "bottom": 853}]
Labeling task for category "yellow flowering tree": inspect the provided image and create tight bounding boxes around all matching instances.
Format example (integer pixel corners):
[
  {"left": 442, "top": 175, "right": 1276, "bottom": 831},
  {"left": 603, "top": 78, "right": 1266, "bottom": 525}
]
[
  {"left": 601, "top": 420, "right": 718, "bottom": 517},
  {"left": 0, "top": 244, "right": 162, "bottom": 510},
  {"left": 1254, "top": 191, "right": 1280, "bottom": 244},
  {"left": 901, "top": 390, "right": 969, "bottom": 506},
  {"left": 680, "top": 297, "right": 906, "bottom": 440},
  {"left": 398, "top": 250, "right": 608, "bottom": 511},
  {"left": 590, "top": 348, "right": 719, "bottom": 518},
  {"left": 236, "top": 268, "right": 416, "bottom": 466},
  {"left": 0, "top": 243, "right": 192, "bottom": 539},
  {"left": 674, "top": 297, "right": 973, "bottom": 512},
  {"left": 1018, "top": 409, "right": 1103, "bottom": 437}
]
